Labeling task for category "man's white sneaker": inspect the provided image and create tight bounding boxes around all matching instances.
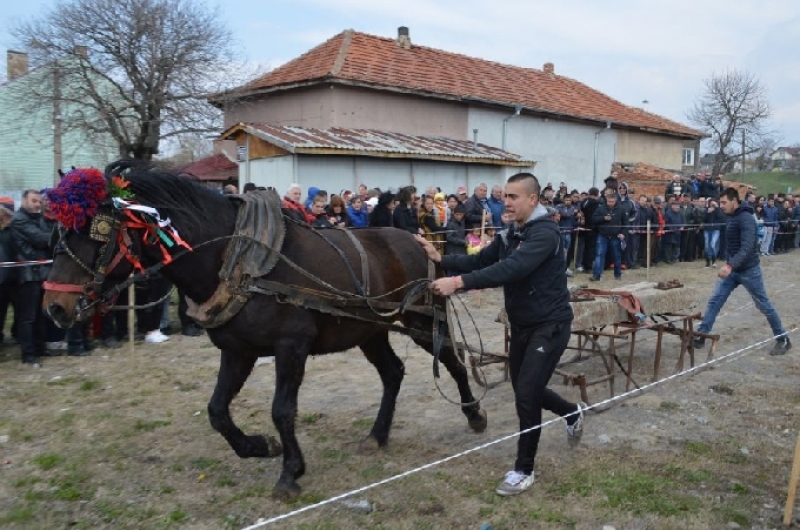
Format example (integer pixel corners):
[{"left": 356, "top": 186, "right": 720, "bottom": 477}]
[
  {"left": 46, "top": 341, "right": 68, "bottom": 350},
  {"left": 145, "top": 331, "right": 170, "bottom": 344},
  {"left": 495, "top": 470, "right": 535, "bottom": 496},
  {"left": 566, "top": 402, "right": 587, "bottom": 448},
  {"left": 566, "top": 268, "right": 574, "bottom": 277}
]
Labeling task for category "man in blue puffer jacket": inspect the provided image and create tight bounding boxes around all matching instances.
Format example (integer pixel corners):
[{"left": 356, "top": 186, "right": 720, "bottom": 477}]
[{"left": 694, "top": 188, "right": 791, "bottom": 356}]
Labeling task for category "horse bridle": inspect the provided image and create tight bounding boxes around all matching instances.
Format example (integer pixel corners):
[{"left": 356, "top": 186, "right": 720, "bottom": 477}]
[{"left": 44, "top": 210, "right": 137, "bottom": 317}]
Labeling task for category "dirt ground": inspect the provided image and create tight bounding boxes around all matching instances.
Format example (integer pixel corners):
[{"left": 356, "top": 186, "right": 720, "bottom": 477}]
[{"left": 1, "top": 252, "right": 799, "bottom": 529}]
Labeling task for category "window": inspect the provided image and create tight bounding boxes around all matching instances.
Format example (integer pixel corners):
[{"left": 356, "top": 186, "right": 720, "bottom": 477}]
[{"left": 682, "top": 148, "right": 694, "bottom": 166}]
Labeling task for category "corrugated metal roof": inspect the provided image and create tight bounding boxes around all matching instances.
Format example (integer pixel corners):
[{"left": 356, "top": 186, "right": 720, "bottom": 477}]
[
  {"left": 222, "top": 123, "right": 533, "bottom": 165},
  {"left": 177, "top": 153, "right": 239, "bottom": 181}
]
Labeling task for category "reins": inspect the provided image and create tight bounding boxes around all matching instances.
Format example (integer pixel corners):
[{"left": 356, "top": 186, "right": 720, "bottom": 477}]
[{"left": 54, "top": 213, "right": 492, "bottom": 405}]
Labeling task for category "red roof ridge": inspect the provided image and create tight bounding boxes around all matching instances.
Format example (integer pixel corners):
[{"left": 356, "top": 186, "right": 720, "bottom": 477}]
[
  {"left": 232, "top": 29, "right": 703, "bottom": 139},
  {"left": 330, "top": 29, "right": 355, "bottom": 76}
]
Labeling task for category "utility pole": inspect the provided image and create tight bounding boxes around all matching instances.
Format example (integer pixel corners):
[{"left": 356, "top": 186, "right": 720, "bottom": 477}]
[
  {"left": 741, "top": 129, "right": 745, "bottom": 176},
  {"left": 53, "top": 62, "right": 62, "bottom": 185}
]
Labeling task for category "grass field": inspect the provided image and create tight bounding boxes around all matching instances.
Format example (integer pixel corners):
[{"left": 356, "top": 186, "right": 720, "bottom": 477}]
[{"left": 732, "top": 171, "right": 800, "bottom": 195}]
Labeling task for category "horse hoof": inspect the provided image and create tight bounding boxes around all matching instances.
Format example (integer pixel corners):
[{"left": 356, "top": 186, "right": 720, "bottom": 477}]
[
  {"left": 468, "top": 409, "right": 488, "bottom": 433},
  {"left": 272, "top": 481, "right": 301, "bottom": 501},
  {"left": 357, "top": 435, "right": 382, "bottom": 454}
]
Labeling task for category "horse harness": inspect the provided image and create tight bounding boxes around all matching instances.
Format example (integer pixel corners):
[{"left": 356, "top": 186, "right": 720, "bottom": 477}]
[{"left": 42, "top": 188, "right": 444, "bottom": 344}]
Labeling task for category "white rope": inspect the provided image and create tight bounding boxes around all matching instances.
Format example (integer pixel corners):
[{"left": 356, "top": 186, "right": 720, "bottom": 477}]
[{"left": 242, "top": 326, "right": 798, "bottom": 530}]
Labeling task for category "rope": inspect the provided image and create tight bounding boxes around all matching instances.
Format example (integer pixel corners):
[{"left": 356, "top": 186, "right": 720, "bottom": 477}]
[{"left": 241, "top": 326, "right": 798, "bottom": 529}]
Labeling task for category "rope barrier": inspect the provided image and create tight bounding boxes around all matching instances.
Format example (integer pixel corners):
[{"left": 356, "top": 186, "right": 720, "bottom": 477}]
[
  {"left": 241, "top": 326, "right": 799, "bottom": 530},
  {"left": 0, "top": 259, "right": 53, "bottom": 268}
]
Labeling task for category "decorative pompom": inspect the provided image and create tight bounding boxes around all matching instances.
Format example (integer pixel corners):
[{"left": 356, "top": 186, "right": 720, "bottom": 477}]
[{"left": 47, "top": 168, "right": 108, "bottom": 230}]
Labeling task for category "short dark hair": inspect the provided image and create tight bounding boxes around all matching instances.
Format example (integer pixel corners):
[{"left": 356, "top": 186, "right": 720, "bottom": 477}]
[
  {"left": 506, "top": 172, "right": 541, "bottom": 196},
  {"left": 588, "top": 187, "right": 600, "bottom": 197},
  {"left": 243, "top": 182, "right": 256, "bottom": 193},
  {"left": 453, "top": 202, "right": 466, "bottom": 214},
  {"left": 720, "top": 187, "right": 740, "bottom": 203},
  {"left": 22, "top": 189, "right": 41, "bottom": 199}
]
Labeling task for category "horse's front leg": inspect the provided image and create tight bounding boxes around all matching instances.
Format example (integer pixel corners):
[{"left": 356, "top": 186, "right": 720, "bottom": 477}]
[
  {"left": 208, "top": 349, "right": 282, "bottom": 458},
  {"left": 271, "top": 337, "right": 311, "bottom": 500}
]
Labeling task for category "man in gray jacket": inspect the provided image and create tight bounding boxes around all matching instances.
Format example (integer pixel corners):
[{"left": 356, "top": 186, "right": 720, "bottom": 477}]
[
  {"left": 416, "top": 172, "right": 585, "bottom": 497},
  {"left": 11, "top": 190, "right": 53, "bottom": 366}
]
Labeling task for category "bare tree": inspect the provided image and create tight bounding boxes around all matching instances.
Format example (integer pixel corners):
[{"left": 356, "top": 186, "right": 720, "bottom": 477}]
[
  {"left": 12, "top": 0, "right": 236, "bottom": 160},
  {"left": 688, "top": 70, "right": 775, "bottom": 176}
]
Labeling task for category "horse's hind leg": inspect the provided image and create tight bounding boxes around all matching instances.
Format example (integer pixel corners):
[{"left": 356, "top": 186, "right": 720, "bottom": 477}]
[
  {"left": 208, "top": 349, "right": 282, "bottom": 459},
  {"left": 271, "top": 337, "right": 311, "bottom": 500},
  {"left": 404, "top": 314, "right": 488, "bottom": 432},
  {"left": 358, "top": 331, "right": 405, "bottom": 451}
]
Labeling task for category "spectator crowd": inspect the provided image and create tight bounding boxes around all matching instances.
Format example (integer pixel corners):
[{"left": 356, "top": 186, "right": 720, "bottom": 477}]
[{"left": 2, "top": 172, "right": 799, "bottom": 367}]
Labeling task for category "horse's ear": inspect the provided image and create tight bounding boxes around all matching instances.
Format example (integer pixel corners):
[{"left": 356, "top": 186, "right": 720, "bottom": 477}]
[
  {"left": 58, "top": 169, "right": 65, "bottom": 178},
  {"left": 104, "top": 158, "right": 139, "bottom": 183}
]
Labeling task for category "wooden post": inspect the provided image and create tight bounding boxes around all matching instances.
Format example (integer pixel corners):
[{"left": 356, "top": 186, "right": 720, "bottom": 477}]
[
  {"left": 476, "top": 213, "right": 487, "bottom": 308},
  {"left": 646, "top": 220, "right": 651, "bottom": 282},
  {"left": 128, "top": 280, "right": 135, "bottom": 354},
  {"left": 572, "top": 228, "right": 579, "bottom": 272},
  {"left": 783, "top": 431, "right": 800, "bottom": 528}
]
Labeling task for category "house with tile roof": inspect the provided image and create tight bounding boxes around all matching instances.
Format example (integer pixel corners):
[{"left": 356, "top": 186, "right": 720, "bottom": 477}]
[
  {"left": 770, "top": 146, "right": 800, "bottom": 171},
  {"left": 212, "top": 27, "right": 703, "bottom": 193}
]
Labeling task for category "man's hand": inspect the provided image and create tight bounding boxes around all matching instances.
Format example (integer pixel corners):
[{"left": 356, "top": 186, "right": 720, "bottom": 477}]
[
  {"left": 617, "top": 234, "right": 625, "bottom": 240},
  {"left": 718, "top": 264, "right": 732, "bottom": 279},
  {"left": 414, "top": 235, "right": 441, "bottom": 263},
  {"left": 430, "top": 276, "right": 462, "bottom": 296}
]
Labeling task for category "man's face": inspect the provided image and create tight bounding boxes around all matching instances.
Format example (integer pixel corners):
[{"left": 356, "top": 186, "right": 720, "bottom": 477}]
[
  {"left": 605, "top": 195, "right": 617, "bottom": 207},
  {"left": 358, "top": 185, "right": 367, "bottom": 195},
  {"left": 475, "top": 184, "right": 488, "bottom": 200},
  {"left": 639, "top": 196, "right": 648, "bottom": 207},
  {"left": 287, "top": 187, "right": 302, "bottom": 202},
  {"left": 23, "top": 192, "right": 42, "bottom": 214},
  {"left": 671, "top": 202, "right": 681, "bottom": 211},
  {"left": 503, "top": 181, "right": 538, "bottom": 224},
  {"left": 720, "top": 196, "right": 737, "bottom": 215},
  {"left": 311, "top": 201, "right": 325, "bottom": 215},
  {"left": 768, "top": 199, "right": 774, "bottom": 207},
  {"left": 563, "top": 197, "right": 572, "bottom": 206},
  {"left": 491, "top": 186, "right": 503, "bottom": 200},
  {"left": 453, "top": 212, "right": 465, "bottom": 222}
]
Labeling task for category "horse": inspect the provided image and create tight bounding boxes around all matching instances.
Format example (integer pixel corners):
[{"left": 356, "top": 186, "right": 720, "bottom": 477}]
[{"left": 42, "top": 163, "right": 487, "bottom": 499}]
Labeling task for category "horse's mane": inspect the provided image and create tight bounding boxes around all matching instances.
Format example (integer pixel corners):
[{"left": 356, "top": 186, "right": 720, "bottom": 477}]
[{"left": 120, "top": 164, "right": 236, "bottom": 241}]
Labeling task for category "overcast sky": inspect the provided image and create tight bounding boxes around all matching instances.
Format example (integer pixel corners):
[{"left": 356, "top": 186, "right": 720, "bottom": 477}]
[{"left": 3, "top": 0, "right": 800, "bottom": 149}]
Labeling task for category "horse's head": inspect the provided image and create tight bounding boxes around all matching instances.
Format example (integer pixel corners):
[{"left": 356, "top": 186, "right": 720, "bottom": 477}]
[
  {"left": 43, "top": 205, "right": 136, "bottom": 327},
  {"left": 43, "top": 162, "right": 193, "bottom": 328}
]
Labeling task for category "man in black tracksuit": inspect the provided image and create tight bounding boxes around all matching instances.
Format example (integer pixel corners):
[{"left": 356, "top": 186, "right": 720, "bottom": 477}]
[{"left": 416, "top": 172, "right": 585, "bottom": 497}]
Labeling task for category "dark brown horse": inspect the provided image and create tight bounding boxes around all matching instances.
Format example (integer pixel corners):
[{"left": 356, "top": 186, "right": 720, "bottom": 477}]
[{"left": 43, "top": 163, "right": 486, "bottom": 499}]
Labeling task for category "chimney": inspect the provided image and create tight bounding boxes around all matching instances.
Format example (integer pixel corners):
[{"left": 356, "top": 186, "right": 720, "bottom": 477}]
[
  {"left": 7, "top": 50, "right": 29, "bottom": 81},
  {"left": 396, "top": 26, "right": 411, "bottom": 50},
  {"left": 74, "top": 45, "right": 89, "bottom": 59},
  {"left": 543, "top": 62, "right": 554, "bottom": 75}
]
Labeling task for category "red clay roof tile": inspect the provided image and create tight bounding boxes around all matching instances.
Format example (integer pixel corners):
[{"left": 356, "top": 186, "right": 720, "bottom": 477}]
[{"left": 238, "top": 30, "right": 701, "bottom": 139}]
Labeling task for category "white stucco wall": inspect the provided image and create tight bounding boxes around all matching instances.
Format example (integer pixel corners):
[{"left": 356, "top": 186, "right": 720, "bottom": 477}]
[{"left": 468, "top": 107, "right": 616, "bottom": 192}]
